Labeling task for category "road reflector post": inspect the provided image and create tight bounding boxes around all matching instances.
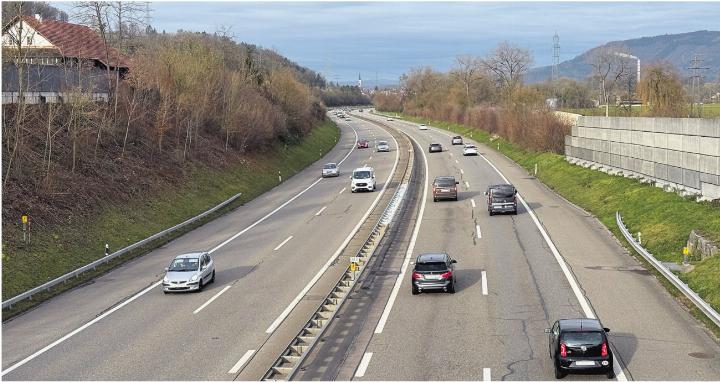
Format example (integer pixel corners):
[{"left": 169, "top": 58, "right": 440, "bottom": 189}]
[
  {"left": 278, "top": 170, "right": 282, "bottom": 183},
  {"left": 21, "top": 214, "right": 28, "bottom": 243},
  {"left": 683, "top": 246, "right": 690, "bottom": 265},
  {"left": 105, "top": 243, "right": 110, "bottom": 256},
  {"left": 637, "top": 232, "right": 642, "bottom": 245}
]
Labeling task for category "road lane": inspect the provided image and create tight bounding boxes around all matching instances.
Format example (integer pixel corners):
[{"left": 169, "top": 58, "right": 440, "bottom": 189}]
[{"left": 2, "top": 115, "right": 401, "bottom": 380}]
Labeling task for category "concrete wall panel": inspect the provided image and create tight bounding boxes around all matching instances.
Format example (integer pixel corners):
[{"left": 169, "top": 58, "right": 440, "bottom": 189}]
[
  {"left": 699, "top": 137, "right": 719, "bottom": 156},
  {"left": 699, "top": 155, "right": 719, "bottom": 175},
  {"left": 683, "top": 169, "right": 700, "bottom": 189},
  {"left": 683, "top": 135, "right": 700, "bottom": 154}
]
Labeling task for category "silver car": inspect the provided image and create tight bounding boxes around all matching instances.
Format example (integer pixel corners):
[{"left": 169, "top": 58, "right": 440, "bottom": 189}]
[
  {"left": 377, "top": 141, "right": 390, "bottom": 152},
  {"left": 322, "top": 162, "right": 340, "bottom": 177},
  {"left": 163, "top": 252, "right": 215, "bottom": 293}
]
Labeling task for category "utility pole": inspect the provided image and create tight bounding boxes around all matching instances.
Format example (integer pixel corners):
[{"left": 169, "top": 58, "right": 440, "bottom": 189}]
[
  {"left": 552, "top": 32, "right": 560, "bottom": 83},
  {"left": 687, "top": 54, "right": 709, "bottom": 118}
]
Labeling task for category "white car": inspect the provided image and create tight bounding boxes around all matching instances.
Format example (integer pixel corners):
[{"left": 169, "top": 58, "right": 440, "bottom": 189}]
[
  {"left": 350, "top": 167, "right": 376, "bottom": 192},
  {"left": 377, "top": 141, "right": 390, "bottom": 152},
  {"left": 322, "top": 162, "right": 339, "bottom": 177},
  {"left": 419, "top": 124, "right": 428, "bottom": 130},
  {"left": 387, "top": 117, "right": 394, "bottom": 121},
  {"left": 163, "top": 252, "right": 215, "bottom": 293},
  {"left": 463, "top": 144, "right": 479, "bottom": 156}
]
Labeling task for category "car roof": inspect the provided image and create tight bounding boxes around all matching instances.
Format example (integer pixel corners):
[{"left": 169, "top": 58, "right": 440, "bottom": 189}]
[
  {"left": 416, "top": 253, "right": 449, "bottom": 263},
  {"left": 378, "top": 140, "right": 388, "bottom": 144},
  {"left": 354, "top": 167, "right": 373, "bottom": 172},
  {"left": 430, "top": 142, "right": 441, "bottom": 145},
  {"left": 489, "top": 183, "right": 515, "bottom": 189},
  {"left": 325, "top": 162, "right": 337, "bottom": 166},
  {"left": 453, "top": 135, "right": 462, "bottom": 138},
  {"left": 558, "top": 318, "right": 604, "bottom": 331},
  {"left": 434, "top": 176, "right": 456, "bottom": 181},
  {"left": 174, "top": 252, "right": 206, "bottom": 259}
]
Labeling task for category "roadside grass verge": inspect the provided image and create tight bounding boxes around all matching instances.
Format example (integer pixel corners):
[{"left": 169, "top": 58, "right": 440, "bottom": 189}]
[
  {"left": 2, "top": 121, "right": 339, "bottom": 318},
  {"left": 383, "top": 111, "right": 720, "bottom": 336}
]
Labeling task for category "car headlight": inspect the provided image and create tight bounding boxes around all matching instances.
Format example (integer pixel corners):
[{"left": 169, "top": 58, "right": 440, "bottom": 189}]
[
  {"left": 163, "top": 276, "right": 169, "bottom": 283},
  {"left": 191, "top": 274, "right": 199, "bottom": 281}
]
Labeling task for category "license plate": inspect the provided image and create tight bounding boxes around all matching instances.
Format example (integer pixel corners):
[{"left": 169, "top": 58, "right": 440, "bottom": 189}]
[
  {"left": 494, "top": 206, "right": 502, "bottom": 209},
  {"left": 575, "top": 361, "right": 595, "bottom": 366},
  {"left": 425, "top": 275, "right": 441, "bottom": 280}
]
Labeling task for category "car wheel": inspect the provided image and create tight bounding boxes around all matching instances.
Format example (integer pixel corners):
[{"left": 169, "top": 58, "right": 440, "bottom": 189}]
[
  {"left": 433, "top": 197, "right": 437, "bottom": 202},
  {"left": 454, "top": 196, "right": 458, "bottom": 201},
  {"left": 210, "top": 270, "right": 216, "bottom": 284},
  {"left": 197, "top": 279, "right": 204, "bottom": 292},
  {"left": 513, "top": 209, "right": 518, "bottom": 215},
  {"left": 412, "top": 285, "right": 419, "bottom": 295},
  {"left": 448, "top": 282, "right": 456, "bottom": 294},
  {"left": 163, "top": 290, "right": 168, "bottom": 294},
  {"left": 489, "top": 211, "right": 494, "bottom": 216},
  {"left": 606, "top": 370, "right": 615, "bottom": 379},
  {"left": 554, "top": 366, "right": 566, "bottom": 379}
]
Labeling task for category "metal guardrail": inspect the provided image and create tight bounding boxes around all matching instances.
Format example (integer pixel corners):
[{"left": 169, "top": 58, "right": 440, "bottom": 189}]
[
  {"left": 3, "top": 192, "right": 243, "bottom": 309},
  {"left": 616, "top": 211, "right": 720, "bottom": 328},
  {"left": 263, "top": 182, "right": 410, "bottom": 381}
]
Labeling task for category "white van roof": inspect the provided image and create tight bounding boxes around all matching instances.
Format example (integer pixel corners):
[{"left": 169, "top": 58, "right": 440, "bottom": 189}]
[{"left": 353, "top": 167, "right": 374, "bottom": 172}]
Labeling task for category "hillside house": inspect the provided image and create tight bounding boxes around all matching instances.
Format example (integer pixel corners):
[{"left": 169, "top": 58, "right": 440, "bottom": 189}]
[{"left": 1, "top": 14, "right": 129, "bottom": 104}]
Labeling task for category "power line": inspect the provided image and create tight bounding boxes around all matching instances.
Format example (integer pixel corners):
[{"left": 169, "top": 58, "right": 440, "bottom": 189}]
[{"left": 687, "top": 54, "right": 709, "bottom": 117}]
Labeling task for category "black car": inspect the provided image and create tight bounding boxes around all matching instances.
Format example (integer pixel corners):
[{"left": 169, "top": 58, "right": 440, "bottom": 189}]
[
  {"left": 429, "top": 143, "right": 443, "bottom": 153},
  {"left": 485, "top": 184, "right": 517, "bottom": 215},
  {"left": 546, "top": 318, "right": 614, "bottom": 379},
  {"left": 411, "top": 253, "right": 457, "bottom": 294}
]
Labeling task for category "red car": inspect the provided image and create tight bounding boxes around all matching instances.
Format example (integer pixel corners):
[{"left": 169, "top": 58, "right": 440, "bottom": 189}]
[{"left": 357, "top": 139, "right": 370, "bottom": 149}]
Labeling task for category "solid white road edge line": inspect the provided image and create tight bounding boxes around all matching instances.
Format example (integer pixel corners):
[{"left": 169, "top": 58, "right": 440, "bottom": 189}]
[
  {"left": 355, "top": 352, "right": 373, "bottom": 378},
  {"left": 2, "top": 120, "right": 362, "bottom": 377},
  {"left": 193, "top": 285, "right": 231, "bottom": 314},
  {"left": 315, "top": 206, "right": 327, "bottom": 216},
  {"left": 1, "top": 280, "right": 162, "bottom": 377},
  {"left": 483, "top": 367, "right": 491, "bottom": 381},
  {"left": 476, "top": 153, "right": 628, "bottom": 382},
  {"left": 273, "top": 236, "right": 293, "bottom": 251},
  {"left": 228, "top": 349, "right": 256, "bottom": 374},
  {"left": 265, "top": 123, "right": 401, "bottom": 334},
  {"left": 476, "top": 224, "right": 482, "bottom": 239},
  {"left": 471, "top": 198, "right": 476, "bottom": 208},
  {"left": 481, "top": 271, "right": 488, "bottom": 295},
  {"left": 374, "top": 133, "right": 429, "bottom": 334}
]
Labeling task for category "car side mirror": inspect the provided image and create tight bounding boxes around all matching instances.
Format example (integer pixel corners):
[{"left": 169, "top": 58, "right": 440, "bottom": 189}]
[
  {"left": 484, "top": 191, "right": 488, "bottom": 196},
  {"left": 410, "top": 261, "right": 415, "bottom": 265},
  {"left": 514, "top": 190, "right": 518, "bottom": 195},
  {"left": 604, "top": 328, "right": 610, "bottom": 332},
  {"left": 451, "top": 259, "right": 457, "bottom": 263},
  {"left": 349, "top": 176, "right": 352, "bottom": 179},
  {"left": 544, "top": 328, "right": 551, "bottom": 333},
  {"left": 456, "top": 181, "right": 459, "bottom": 185},
  {"left": 164, "top": 267, "right": 169, "bottom": 272}
]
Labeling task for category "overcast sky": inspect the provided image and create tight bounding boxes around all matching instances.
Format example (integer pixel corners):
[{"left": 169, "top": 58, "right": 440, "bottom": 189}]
[{"left": 55, "top": 1, "right": 720, "bottom": 85}]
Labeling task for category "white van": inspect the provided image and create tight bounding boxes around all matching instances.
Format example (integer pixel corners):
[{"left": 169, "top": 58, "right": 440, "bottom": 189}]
[{"left": 350, "top": 167, "right": 376, "bottom": 192}]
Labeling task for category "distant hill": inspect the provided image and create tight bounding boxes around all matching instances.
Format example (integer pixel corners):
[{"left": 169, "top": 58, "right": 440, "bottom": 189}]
[{"left": 526, "top": 30, "right": 720, "bottom": 83}]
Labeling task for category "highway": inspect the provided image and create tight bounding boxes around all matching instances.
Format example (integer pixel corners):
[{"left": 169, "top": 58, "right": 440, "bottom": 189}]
[
  {"left": 1, "top": 114, "right": 402, "bottom": 380},
  {"left": 3, "top": 110, "right": 719, "bottom": 381}
]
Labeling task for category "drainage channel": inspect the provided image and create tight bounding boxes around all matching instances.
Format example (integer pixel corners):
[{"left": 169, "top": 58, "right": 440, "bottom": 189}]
[{"left": 261, "top": 116, "right": 414, "bottom": 381}]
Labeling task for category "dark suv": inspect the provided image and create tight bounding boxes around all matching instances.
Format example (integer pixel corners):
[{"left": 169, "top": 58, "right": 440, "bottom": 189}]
[
  {"left": 485, "top": 184, "right": 517, "bottom": 215},
  {"left": 429, "top": 143, "right": 443, "bottom": 153},
  {"left": 411, "top": 253, "right": 457, "bottom": 294},
  {"left": 432, "top": 176, "right": 459, "bottom": 202},
  {"left": 546, "top": 318, "right": 614, "bottom": 379}
]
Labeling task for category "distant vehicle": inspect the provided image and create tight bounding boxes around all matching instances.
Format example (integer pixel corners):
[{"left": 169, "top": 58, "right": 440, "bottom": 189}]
[
  {"left": 485, "top": 184, "right": 518, "bottom": 215},
  {"left": 350, "top": 167, "right": 375, "bottom": 192},
  {"left": 322, "top": 162, "right": 339, "bottom": 177},
  {"left": 432, "top": 176, "right": 459, "bottom": 202},
  {"left": 546, "top": 318, "right": 614, "bottom": 379},
  {"left": 163, "top": 252, "right": 215, "bottom": 293},
  {"left": 377, "top": 140, "right": 390, "bottom": 152},
  {"left": 463, "top": 144, "right": 479, "bottom": 156},
  {"left": 419, "top": 124, "right": 428, "bottom": 130},
  {"left": 451, "top": 136, "right": 463, "bottom": 145},
  {"left": 359, "top": 109, "right": 364, "bottom": 112},
  {"left": 411, "top": 253, "right": 457, "bottom": 294},
  {"left": 387, "top": 117, "right": 394, "bottom": 121},
  {"left": 429, "top": 143, "right": 443, "bottom": 153},
  {"left": 357, "top": 139, "right": 370, "bottom": 149},
  {"left": 345, "top": 117, "right": 351, "bottom": 121}
]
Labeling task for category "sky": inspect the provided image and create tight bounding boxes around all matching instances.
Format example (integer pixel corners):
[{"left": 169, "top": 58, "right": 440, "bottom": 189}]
[{"left": 55, "top": 1, "right": 720, "bottom": 86}]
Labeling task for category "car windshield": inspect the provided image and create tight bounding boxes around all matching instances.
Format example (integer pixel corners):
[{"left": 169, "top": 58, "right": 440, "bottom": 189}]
[
  {"left": 465, "top": 145, "right": 476, "bottom": 149},
  {"left": 435, "top": 179, "right": 456, "bottom": 187},
  {"left": 168, "top": 258, "right": 199, "bottom": 272},
  {"left": 415, "top": 262, "right": 447, "bottom": 272},
  {"left": 562, "top": 331, "right": 603, "bottom": 346},
  {"left": 454, "top": 136, "right": 461, "bottom": 139},
  {"left": 379, "top": 141, "right": 388, "bottom": 145},
  {"left": 324, "top": 164, "right": 336, "bottom": 169},
  {"left": 492, "top": 187, "right": 515, "bottom": 198},
  {"left": 353, "top": 171, "right": 371, "bottom": 179}
]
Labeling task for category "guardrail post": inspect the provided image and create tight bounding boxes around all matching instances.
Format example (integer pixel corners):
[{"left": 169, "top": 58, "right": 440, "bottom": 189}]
[
  {"left": 105, "top": 243, "right": 110, "bottom": 256},
  {"left": 637, "top": 232, "right": 642, "bottom": 245}
]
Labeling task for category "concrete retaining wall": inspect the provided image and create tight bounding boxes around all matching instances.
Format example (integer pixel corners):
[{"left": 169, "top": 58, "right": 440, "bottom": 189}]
[{"left": 565, "top": 117, "right": 720, "bottom": 200}]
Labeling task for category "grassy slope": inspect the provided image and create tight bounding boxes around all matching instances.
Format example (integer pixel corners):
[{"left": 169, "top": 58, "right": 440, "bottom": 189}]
[
  {"left": 387, "top": 112, "right": 720, "bottom": 316},
  {"left": 2, "top": 120, "right": 339, "bottom": 301}
]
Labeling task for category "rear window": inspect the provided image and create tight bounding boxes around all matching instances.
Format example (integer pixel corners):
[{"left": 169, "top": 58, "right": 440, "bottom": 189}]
[
  {"left": 435, "top": 179, "right": 456, "bottom": 187},
  {"left": 491, "top": 187, "right": 515, "bottom": 198},
  {"left": 561, "top": 332, "right": 603, "bottom": 346},
  {"left": 430, "top": 143, "right": 441, "bottom": 147},
  {"left": 465, "top": 145, "right": 476, "bottom": 149},
  {"left": 415, "top": 262, "right": 447, "bottom": 272},
  {"left": 324, "top": 164, "right": 336, "bottom": 169}
]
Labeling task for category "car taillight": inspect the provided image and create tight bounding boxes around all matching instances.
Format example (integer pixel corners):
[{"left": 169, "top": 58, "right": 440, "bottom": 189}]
[
  {"left": 560, "top": 342, "right": 567, "bottom": 358},
  {"left": 440, "top": 271, "right": 452, "bottom": 279},
  {"left": 601, "top": 342, "right": 608, "bottom": 357},
  {"left": 412, "top": 271, "right": 423, "bottom": 280}
]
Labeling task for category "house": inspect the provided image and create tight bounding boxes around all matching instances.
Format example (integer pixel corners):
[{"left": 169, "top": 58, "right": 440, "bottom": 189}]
[{"left": 1, "top": 14, "right": 129, "bottom": 104}]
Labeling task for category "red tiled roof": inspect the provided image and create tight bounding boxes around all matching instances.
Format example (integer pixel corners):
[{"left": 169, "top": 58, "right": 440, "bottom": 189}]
[{"left": 17, "top": 16, "right": 128, "bottom": 69}]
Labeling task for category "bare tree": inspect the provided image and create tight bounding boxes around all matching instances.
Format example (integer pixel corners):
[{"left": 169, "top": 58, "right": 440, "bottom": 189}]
[
  {"left": 638, "top": 62, "right": 687, "bottom": 117},
  {"left": 481, "top": 41, "right": 533, "bottom": 101},
  {"left": 586, "top": 46, "right": 631, "bottom": 117},
  {"left": 451, "top": 55, "right": 483, "bottom": 108}
]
